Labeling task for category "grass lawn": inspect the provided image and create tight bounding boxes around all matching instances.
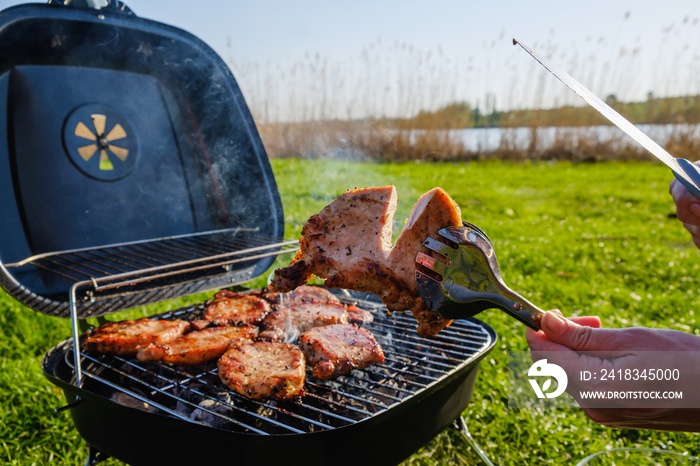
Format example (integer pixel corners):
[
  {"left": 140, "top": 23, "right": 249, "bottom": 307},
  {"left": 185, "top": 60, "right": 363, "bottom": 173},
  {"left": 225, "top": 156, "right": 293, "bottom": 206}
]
[{"left": 2, "top": 159, "right": 700, "bottom": 465}]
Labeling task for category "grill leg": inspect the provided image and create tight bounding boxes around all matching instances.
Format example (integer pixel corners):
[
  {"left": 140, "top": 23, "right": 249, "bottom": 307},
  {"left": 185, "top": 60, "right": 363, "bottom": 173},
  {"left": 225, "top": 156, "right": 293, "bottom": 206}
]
[
  {"left": 84, "top": 446, "right": 110, "bottom": 466},
  {"left": 453, "top": 415, "right": 495, "bottom": 466}
]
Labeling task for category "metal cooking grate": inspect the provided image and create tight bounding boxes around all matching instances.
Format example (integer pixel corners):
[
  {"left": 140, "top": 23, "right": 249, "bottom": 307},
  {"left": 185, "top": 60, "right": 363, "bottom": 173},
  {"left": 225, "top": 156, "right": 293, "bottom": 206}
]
[
  {"left": 63, "top": 294, "right": 495, "bottom": 435},
  {"left": 4, "top": 228, "right": 297, "bottom": 317}
]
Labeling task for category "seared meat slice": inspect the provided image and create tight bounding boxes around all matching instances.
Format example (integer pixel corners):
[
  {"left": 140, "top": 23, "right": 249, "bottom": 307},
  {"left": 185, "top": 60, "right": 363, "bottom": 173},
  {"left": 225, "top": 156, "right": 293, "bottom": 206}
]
[
  {"left": 256, "top": 285, "right": 372, "bottom": 329},
  {"left": 272, "top": 186, "right": 395, "bottom": 297},
  {"left": 346, "top": 304, "right": 374, "bottom": 325},
  {"left": 83, "top": 318, "right": 191, "bottom": 356},
  {"left": 136, "top": 325, "right": 259, "bottom": 366},
  {"left": 258, "top": 302, "right": 349, "bottom": 342},
  {"left": 298, "top": 324, "right": 385, "bottom": 380},
  {"left": 271, "top": 185, "right": 462, "bottom": 336},
  {"left": 387, "top": 187, "right": 462, "bottom": 336},
  {"left": 201, "top": 290, "right": 271, "bottom": 326},
  {"left": 288, "top": 285, "right": 341, "bottom": 305},
  {"left": 251, "top": 285, "right": 342, "bottom": 309},
  {"left": 218, "top": 341, "right": 306, "bottom": 401},
  {"left": 289, "top": 286, "right": 375, "bottom": 323}
]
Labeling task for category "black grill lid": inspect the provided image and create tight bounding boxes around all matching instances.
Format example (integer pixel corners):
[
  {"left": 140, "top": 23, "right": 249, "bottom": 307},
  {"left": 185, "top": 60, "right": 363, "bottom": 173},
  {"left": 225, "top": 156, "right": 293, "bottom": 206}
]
[{"left": 0, "top": 3, "right": 285, "bottom": 317}]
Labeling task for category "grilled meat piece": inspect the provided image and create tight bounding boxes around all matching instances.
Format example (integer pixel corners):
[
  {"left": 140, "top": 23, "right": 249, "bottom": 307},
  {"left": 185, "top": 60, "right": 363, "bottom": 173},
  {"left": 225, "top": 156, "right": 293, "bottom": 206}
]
[
  {"left": 258, "top": 301, "right": 350, "bottom": 342},
  {"left": 201, "top": 290, "right": 271, "bottom": 326},
  {"left": 264, "top": 285, "right": 372, "bottom": 325},
  {"left": 272, "top": 186, "right": 395, "bottom": 297},
  {"left": 83, "top": 318, "right": 191, "bottom": 356},
  {"left": 288, "top": 285, "right": 341, "bottom": 305},
  {"left": 346, "top": 304, "right": 374, "bottom": 325},
  {"left": 218, "top": 341, "right": 306, "bottom": 401},
  {"left": 271, "top": 185, "right": 461, "bottom": 336},
  {"left": 136, "top": 325, "right": 259, "bottom": 366},
  {"left": 299, "top": 324, "right": 385, "bottom": 380},
  {"left": 251, "top": 285, "right": 342, "bottom": 309}
]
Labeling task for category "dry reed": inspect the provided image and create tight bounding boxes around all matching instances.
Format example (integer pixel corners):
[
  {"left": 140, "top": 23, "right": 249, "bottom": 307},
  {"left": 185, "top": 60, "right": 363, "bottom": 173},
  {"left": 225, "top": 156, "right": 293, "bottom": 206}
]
[{"left": 227, "top": 14, "right": 700, "bottom": 162}]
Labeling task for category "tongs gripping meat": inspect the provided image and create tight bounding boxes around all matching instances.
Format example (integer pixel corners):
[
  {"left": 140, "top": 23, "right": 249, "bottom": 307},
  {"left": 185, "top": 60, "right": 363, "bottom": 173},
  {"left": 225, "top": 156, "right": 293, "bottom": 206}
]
[{"left": 415, "top": 222, "right": 545, "bottom": 330}]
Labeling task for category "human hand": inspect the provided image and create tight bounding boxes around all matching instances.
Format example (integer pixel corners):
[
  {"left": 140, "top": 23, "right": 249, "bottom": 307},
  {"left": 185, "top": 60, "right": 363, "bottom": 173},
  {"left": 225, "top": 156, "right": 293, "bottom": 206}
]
[
  {"left": 526, "top": 311, "right": 700, "bottom": 431},
  {"left": 669, "top": 164, "right": 700, "bottom": 249}
]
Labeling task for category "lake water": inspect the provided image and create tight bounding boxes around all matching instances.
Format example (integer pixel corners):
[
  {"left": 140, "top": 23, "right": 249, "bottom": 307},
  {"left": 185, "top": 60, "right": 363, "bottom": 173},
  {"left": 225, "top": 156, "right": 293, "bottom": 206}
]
[{"left": 443, "top": 124, "right": 700, "bottom": 153}]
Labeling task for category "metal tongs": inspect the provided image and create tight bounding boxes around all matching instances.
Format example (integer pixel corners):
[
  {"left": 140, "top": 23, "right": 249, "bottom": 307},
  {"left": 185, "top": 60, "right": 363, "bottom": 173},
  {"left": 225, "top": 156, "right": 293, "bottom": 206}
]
[{"left": 415, "top": 222, "right": 545, "bottom": 330}]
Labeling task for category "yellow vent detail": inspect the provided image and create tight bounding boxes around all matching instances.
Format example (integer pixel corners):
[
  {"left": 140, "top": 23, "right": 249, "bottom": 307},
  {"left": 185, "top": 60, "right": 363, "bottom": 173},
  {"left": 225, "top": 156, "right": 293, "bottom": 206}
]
[
  {"left": 72, "top": 115, "right": 129, "bottom": 170},
  {"left": 99, "top": 149, "right": 114, "bottom": 171}
]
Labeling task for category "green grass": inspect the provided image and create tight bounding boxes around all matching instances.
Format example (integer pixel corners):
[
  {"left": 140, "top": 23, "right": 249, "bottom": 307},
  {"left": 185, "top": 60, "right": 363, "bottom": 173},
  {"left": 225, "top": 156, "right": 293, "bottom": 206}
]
[{"left": 3, "top": 159, "right": 700, "bottom": 465}]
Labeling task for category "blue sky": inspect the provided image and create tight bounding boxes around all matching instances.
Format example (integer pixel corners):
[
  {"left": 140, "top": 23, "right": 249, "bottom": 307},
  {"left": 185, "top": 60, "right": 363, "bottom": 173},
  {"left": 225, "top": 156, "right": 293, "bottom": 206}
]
[{"left": 3, "top": 1, "right": 699, "bottom": 120}]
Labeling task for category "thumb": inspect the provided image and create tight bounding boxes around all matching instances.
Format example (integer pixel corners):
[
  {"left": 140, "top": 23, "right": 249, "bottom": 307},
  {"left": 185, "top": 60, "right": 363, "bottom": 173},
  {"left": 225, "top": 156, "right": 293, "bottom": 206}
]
[{"left": 539, "top": 311, "right": 605, "bottom": 351}]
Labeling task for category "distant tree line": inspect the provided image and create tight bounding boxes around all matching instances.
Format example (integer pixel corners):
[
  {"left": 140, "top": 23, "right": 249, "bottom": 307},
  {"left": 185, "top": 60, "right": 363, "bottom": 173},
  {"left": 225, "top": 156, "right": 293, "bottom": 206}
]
[{"left": 395, "top": 95, "right": 700, "bottom": 129}]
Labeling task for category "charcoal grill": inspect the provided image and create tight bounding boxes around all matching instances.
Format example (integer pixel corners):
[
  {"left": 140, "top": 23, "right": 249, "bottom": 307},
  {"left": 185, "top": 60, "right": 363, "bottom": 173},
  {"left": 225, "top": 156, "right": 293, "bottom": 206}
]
[
  {"left": 0, "top": 2, "right": 497, "bottom": 465},
  {"left": 44, "top": 292, "right": 496, "bottom": 465}
]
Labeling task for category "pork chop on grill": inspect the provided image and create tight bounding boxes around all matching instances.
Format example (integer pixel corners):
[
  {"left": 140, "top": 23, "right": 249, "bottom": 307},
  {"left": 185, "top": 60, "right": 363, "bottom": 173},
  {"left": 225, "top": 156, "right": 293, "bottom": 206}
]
[
  {"left": 346, "top": 305, "right": 374, "bottom": 325},
  {"left": 298, "top": 323, "right": 385, "bottom": 380},
  {"left": 270, "top": 185, "right": 462, "bottom": 336},
  {"left": 218, "top": 341, "right": 306, "bottom": 401},
  {"left": 251, "top": 285, "right": 342, "bottom": 309},
  {"left": 200, "top": 290, "right": 272, "bottom": 326},
  {"left": 258, "top": 301, "right": 350, "bottom": 342},
  {"left": 83, "top": 318, "right": 191, "bottom": 356},
  {"left": 287, "top": 285, "right": 342, "bottom": 305},
  {"left": 136, "top": 325, "right": 259, "bottom": 366},
  {"left": 282, "top": 285, "right": 373, "bottom": 324}
]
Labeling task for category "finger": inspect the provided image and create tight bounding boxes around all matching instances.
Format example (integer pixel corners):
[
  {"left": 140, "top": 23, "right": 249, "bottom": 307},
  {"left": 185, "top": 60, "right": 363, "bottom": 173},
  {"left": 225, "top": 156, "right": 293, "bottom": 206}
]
[
  {"left": 526, "top": 320, "right": 603, "bottom": 358},
  {"left": 568, "top": 316, "right": 602, "bottom": 328},
  {"left": 677, "top": 203, "right": 700, "bottom": 225},
  {"left": 539, "top": 311, "right": 600, "bottom": 327},
  {"left": 538, "top": 311, "right": 620, "bottom": 352},
  {"left": 673, "top": 197, "right": 700, "bottom": 226},
  {"left": 525, "top": 327, "right": 570, "bottom": 352},
  {"left": 682, "top": 224, "right": 700, "bottom": 248},
  {"left": 670, "top": 176, "right": 682, "bottom": 195},
  {"left": 525, "top": 314, "right": 601, "bottom": 348},
  {"left": 684, "top": 222, "right": 700, "bottom": 236},
  {"left": 670, "top": 177, "right": 690, "bottom": 200}
]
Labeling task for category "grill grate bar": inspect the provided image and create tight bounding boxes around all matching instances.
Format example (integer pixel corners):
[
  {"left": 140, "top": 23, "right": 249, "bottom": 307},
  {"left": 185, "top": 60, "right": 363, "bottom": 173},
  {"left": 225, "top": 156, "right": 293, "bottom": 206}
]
[
  {"left": 372, "top": 358, "right": 440, "bottom": 389},
  {"left": 90, "top": 239, "right": 297, "bottom": 288},
  {"left": 301, "top": 389, "right": 378, "bottom": 418},
  {"left": 28, "top": 257, "right": 95, "bottom": 282},
  {"left": 162, "top": 370, "right": 334, "bottom": 433},
  {"left": 268, "top": 391, "right": 368, "bottom": 426},
  {"left": 311, "top": 369, "right": 407, "bottom": 402},
  {"left": 6, "top": 228, "right": 298, "bottom": 288},
  {"left": 170, "top": 380, "right": 332, "bottom": 433},
  {"left": 186, "top": 370, "right": 351, "bottom": 431},
  {"left": 312, "top": 378, "right": 405, "bottom": 404},
  {"left": 80, "top": 354, "right": 361, "bottom": 433},
  {"left": 75, "top": 351, "right": 318, "bottom": 434}
]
